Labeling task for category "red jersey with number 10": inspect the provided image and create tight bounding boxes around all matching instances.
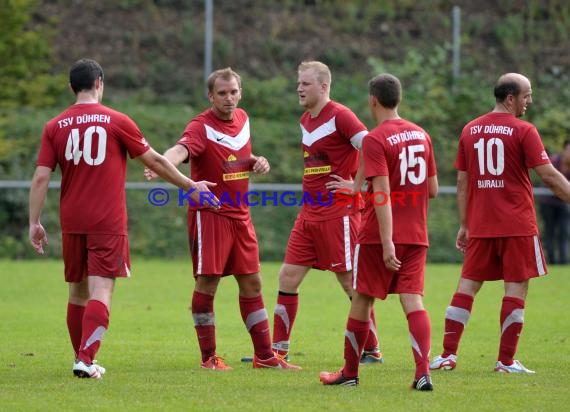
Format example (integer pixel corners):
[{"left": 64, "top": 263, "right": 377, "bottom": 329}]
[
  {"left": 455, "top": 112, "right": 550, "bottom": 237},
  {"left": 358, "top": 119, "right": 437, "bottom": 245},
  {"left": 36, "top": 103, "right": 150, "bottom": 235}
]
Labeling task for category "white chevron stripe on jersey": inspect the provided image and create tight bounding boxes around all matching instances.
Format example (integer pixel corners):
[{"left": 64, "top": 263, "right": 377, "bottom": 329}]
[
  {"left": 204, "top": 119, "right": 250, "bottom": 150},
  {"left": 301, "top": 116, "right": 336, "bottom": 146}
]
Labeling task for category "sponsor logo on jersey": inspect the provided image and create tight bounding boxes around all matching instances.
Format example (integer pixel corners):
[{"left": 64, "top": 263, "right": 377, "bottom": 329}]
[
  {"left": 304, "top": 165, "right": 331, "bottom": 175},
  {"left": 223, "top": 171, "right": 250, "bottom": 181}
]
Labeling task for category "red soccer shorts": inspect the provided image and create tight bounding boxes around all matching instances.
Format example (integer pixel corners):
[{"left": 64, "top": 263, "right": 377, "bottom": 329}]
[
  {"left": 284, "top": 213, "right": 360, "bottom": 273},
  {"left": 188, "top": 210, "right": 260, "bottom": 276},
  {"left": 62, "top": 233, "right": 131, "bottom": 282},
  {"left": 353, "top": 243, "right": 427, "bottom": 300},
  {"left": 461, "top": 235, "right": 547, "bottom": 282}
]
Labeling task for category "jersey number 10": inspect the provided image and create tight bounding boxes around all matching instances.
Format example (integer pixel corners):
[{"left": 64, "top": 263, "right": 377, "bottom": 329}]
[
  {"left": 474, "top": 137, "right": 504, "bottom": 176},
  {"left": 65, "top": 127, "right": 107, "bottom": 165}
]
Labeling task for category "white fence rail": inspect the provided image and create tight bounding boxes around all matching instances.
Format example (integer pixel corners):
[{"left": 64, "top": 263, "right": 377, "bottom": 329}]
[{"left": 0, "top": 180, "right": 555, "bottom": 196}]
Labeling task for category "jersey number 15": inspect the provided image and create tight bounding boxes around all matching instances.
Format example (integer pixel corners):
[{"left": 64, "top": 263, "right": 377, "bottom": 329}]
[{"left": 398, "top": 144, "right": 427, "bottom": 185}]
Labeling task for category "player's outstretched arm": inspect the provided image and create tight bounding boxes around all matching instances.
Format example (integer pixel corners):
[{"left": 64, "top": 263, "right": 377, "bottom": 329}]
[
  {"left": 535, "top": 163, "right": 570, "bottom": 203},
  {"left": 144, "top": 144, "right": 188, "bottom": 180},
  {"left": 138, "top": 148, "right": 219, "bottom": 208}
]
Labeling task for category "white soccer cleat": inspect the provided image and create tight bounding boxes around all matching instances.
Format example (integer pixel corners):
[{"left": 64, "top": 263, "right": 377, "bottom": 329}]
[
  {"left": 92, "top": 360, "right": 106, "bottom": 375},
  {"left": 429, "top": 354, "right": 457, "bottom": 370},
  {"left": 494, "top": 360, "right": 535, "bottom": 374},
  {"left": 73, "top": 360, "right": 103, "bottom": 379}
]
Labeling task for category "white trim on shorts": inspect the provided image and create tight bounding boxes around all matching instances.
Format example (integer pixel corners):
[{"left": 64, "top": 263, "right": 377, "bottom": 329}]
[
  {"left": 353, "top": 243, "right": 360, "bottom": 290},
  {"left": 533, "top": 235, "right": 546, "bottom": 276},
  {"left": 197, "top": 211, "right": 203, "bottom": 274},
  {"left": 343, "top": 215, "right": 352, "bottom": 271}
]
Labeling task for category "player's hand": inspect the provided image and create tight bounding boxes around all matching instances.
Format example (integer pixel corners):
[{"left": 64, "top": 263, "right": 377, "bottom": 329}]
[
  {"left": 192, "top": 180, "right": 221, "bottom": 210},
  {"left": 456, "top": 225, "right": 468, "bottom": 253},
  {"left": 29, "top": 222, "right": 48, "bottom": 255},
  {"left": 325, "top": 174, "right": 355, "bottom": 193},
  {"left": 144, "top": 167, "right": 159, "bottom": 181},
  {"left": 382, "top": 241, "right": 401, "bottom": 272},
  {"left": 251, "top": 156, "right": 270, "bottom": 175}
]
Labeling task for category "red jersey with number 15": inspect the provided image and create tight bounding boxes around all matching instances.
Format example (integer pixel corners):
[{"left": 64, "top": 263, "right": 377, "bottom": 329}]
[
  {"left": 299, "top": 101, "right": 368, "bottom": 221},
  {"left": 36, "top": 103, "right": 151, "bottom": 235},
  {"left": 455, "top": 112, "right": 550, "bottom": 237},
  {"left": 358, "top": 119, "right": 437, "bottom": 245}
]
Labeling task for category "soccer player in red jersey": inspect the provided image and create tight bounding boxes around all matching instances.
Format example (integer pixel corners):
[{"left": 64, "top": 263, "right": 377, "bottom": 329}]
[
  {"left": 430, "top": 73, "right": 570, "bottom": 374},
  {"left": 28, "top": 58, "right": 215, "bottom": 379},
  {"left": 145, "top": 68, "right": 299, "bottom": 370},
  {"left": 271, "top": 61, "right": 382, "bottom": 365},
  {"left": 319, "top": 73, "right": 438, "bottom": 390}
]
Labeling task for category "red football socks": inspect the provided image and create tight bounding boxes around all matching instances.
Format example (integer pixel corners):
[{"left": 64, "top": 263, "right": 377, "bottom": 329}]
[
  {"left": 407, "top": 309, "right": 431, "bottom": 379},
  {"left": 498, "top": 296, "right": 525, "bottom": 365},
  {"left": 240, "top": 295, "right": 273, "bottom": 359},
  {"left": 77, "top": 299, "right": 109, "bottom": 364},
  {"left": 442, "top": 292, "right": 474, "bottom": 357},
  {"left": 192, "top": 291, "right": 216, "bottom": 362},
  {"left": 272, "top": 293, "right": 299, "bottom": 356},
  {"left": 67, "top": 303, "right": 85, "bottom": 357},
  {"left": 343, "top": 317, "right": 369, "bottom": 378}
]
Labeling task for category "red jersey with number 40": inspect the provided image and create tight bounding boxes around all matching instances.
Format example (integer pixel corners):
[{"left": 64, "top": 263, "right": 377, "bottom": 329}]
[
  {"left": 36, "top": 103, "right": 150, "bottom": 235},
  {"left": 299, "top": 101, "right": 368, "bottom": 221},
  {"left": 358, "top": 119, "right": 437, "bottom": 245},
  {"left": 177, "top": 108, "right": 253, "bottom": 220},
  {"left": 455, "top": 112, "right": 550, "bottom": 237}
]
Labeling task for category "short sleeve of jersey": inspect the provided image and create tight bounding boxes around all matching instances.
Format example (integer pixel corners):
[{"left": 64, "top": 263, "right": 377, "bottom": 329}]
[
  {"left": 178, "top": 119, "right": 207, "bottom": 159},
  {"left": 362, "top": 134, "right": 388, "bottom": 178},
  {"left": 336, "top": 108, "right": 368, "bottom": 146},
  {"left": 37, "top": 124, "right": 58, "bottom": 170},
  {"left": 521, "top": 126, "right": 549, "bottom": 168},
  {"left": 116, "top": 114, "right": 151, "bottom": 159}
]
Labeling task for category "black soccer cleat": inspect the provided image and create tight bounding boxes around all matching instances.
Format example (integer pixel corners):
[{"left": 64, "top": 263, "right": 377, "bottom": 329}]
[{"left": 411, "top": 374, "right": 433, "bottom": 391}]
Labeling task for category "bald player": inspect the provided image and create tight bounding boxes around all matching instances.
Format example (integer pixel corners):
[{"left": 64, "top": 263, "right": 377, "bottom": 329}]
[{"left": 429, "top": 73, "right": 570, "bottom": 374}]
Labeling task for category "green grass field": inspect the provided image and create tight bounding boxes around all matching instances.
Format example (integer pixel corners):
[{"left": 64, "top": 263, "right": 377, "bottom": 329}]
[{"left": 1, "top": 260, "right": 569, "bottom": 411}]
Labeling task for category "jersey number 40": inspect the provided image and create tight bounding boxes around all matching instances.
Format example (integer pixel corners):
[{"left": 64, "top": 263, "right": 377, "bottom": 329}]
[{"left": 65, "top": 126, "right": 107, "bottom": 166}]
